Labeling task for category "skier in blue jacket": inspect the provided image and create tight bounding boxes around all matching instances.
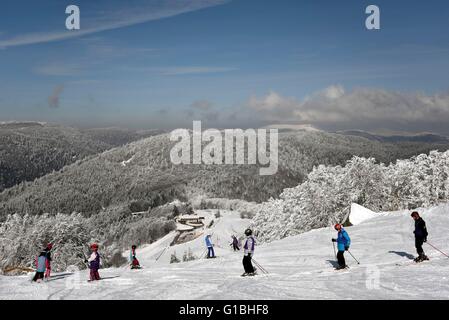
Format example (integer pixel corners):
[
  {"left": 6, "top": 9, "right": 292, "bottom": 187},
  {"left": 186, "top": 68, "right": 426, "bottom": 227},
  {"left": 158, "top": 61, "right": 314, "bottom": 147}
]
[
  {"left": 205, "top": 235, "right": 215, "bottom": 258},
  {"left": 332, "top": 224, "right": 351, "bottom": 270}
]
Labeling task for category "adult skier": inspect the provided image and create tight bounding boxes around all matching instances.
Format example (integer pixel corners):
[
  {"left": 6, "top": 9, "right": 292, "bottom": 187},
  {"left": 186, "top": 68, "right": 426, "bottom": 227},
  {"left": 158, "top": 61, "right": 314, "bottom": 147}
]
[
  {"left": 86, "top": 243, "right": 101, "bottom": 281},
  {"left": 332, "top": 224, "right": 351, "bottom": 270},
  {"left": 242, "top": 228, "right": 256, "bottom": 276},
  {"left": 32, "top": 243, "right": 53, "bottom": 282},
  {"left": 130, "top": 245, "right": 141, "bottom": 269},
  {"left": 230, "top": 235, "right": 240, "bottom": 251},
  {"left": 205, "top": 234, "right": 215, "bottom": 258},
  {"left": 411, "top": 211, "right": 429, "bottom": 262}
]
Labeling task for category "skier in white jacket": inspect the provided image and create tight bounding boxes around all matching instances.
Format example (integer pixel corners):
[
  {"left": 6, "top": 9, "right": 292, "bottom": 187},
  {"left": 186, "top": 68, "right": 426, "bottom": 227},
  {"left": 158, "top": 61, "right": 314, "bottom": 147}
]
[{"left": 242, "top": 229, "right": 256, "bottom": 276}]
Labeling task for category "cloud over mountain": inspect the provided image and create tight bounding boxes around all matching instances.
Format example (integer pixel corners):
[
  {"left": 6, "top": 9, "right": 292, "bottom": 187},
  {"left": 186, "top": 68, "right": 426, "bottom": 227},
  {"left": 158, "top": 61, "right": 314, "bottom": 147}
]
[{"left": 248, "top": 86, "right": 449, "bottom": 133}]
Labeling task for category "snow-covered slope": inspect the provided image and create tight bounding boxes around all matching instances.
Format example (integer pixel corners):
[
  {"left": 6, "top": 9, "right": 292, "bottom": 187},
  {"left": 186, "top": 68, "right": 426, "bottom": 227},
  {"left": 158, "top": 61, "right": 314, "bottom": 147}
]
[
  {"left": 349, "top": 203, "right": 382, "bottom": 225},
  {"left": 1, "top": 206, "right": 449, "bottom": 300},
  {"left": 137, "top": 209, "right": 252, "bottom": 265}
]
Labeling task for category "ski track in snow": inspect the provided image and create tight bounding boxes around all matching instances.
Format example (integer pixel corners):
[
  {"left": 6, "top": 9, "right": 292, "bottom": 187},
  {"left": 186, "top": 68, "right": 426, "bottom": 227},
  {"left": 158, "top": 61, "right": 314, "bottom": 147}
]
[{"left": 1, "top": 206, "right": 449, "bottom": 300}]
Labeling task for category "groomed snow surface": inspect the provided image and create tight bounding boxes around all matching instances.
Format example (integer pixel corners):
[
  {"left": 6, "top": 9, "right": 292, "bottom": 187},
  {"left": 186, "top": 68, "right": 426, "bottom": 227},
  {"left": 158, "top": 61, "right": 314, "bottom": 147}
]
[{"left": 1, "top": 205, "right": 449, "bottom": 300}]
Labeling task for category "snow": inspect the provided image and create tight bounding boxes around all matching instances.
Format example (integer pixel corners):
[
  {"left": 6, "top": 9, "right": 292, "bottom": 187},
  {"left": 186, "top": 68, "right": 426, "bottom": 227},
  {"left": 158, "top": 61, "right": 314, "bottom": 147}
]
[
  {"left": 349, "top": 203, "right": 380, "bottom": 225},
  {"left": 1, "top": 205, "right": 449, "bottom": 300},
  {"left": 121, "top": 156, "right": 135, "bottom": 167},
  {"left": 176, "top": 223, "right": 195, "bottom": 231}
]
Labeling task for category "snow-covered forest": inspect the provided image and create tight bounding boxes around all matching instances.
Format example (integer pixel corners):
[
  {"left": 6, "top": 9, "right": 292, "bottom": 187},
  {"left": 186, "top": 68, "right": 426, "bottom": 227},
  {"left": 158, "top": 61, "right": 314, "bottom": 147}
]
[
  {"left": 253, "top": 150, "right": 449, "bottom": 242},
  {"left": 0, "top": 122, "right": 163, "bottom": 192},
  {"left": 2, "top": 124, "right": 449, "bottom": 275}
]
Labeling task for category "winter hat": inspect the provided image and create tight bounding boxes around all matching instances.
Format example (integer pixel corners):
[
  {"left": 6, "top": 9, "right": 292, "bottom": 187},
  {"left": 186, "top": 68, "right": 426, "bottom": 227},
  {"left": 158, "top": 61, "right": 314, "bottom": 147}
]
[
  {"left": 411, "top": 211, "right": 420, "bottom": 218},
  {"left": 334, "top": 224, "right": 342, "bottom": 230},
  {"left": 90, "top": 243, "right": 99, "bottom": 250},
  {"left": 132, "top": 245, "right": 137, "bottom": 249},
  {"left": 244, "top": 228, "right": 253, "bottom": 236},
  {"left": 46, "top": 243, "right": 53, "bottom": 249}
]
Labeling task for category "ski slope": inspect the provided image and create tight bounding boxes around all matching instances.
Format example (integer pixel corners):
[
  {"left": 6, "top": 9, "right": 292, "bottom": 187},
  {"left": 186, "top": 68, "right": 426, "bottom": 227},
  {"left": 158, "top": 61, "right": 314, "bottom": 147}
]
[{"left": 1, "top": 205, "right": 449, "bottom": 300}]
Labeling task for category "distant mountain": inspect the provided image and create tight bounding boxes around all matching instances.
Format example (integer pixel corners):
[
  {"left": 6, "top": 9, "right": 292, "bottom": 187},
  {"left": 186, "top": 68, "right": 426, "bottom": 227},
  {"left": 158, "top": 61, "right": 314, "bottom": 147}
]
[
  {"left": 337, "top": 130, "right": 449, "bottom": 143},
  {"left": 262, "top": 124, "right": 321, "bottom": 133},
  {"left": 0, "top": 122, "right": 163, "bottom": 192},
  {"left": 82, "top": 127, "right": 165, "bottom": 146},
  {"left": 2, "top": 129, "right": 449, "bottom": 219}
]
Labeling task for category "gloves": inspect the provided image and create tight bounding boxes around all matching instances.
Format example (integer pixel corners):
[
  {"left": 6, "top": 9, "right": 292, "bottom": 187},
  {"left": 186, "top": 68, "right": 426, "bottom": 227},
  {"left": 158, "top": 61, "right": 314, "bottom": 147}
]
[
  {"left": 331, "top": 238, "right": 337, "bottom": 242},
  {"left": 345, "top": 246, "right": 349, "bottom": 251},
  {"left": 84, "top": 259, "right": 88, "bottom": 263}
]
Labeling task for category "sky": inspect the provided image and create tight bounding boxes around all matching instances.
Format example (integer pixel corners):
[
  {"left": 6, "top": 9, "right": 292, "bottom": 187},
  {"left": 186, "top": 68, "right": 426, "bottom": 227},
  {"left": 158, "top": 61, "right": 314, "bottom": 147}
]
[{"left": 0, "top": 0, "right": 449, "bottom": 133}]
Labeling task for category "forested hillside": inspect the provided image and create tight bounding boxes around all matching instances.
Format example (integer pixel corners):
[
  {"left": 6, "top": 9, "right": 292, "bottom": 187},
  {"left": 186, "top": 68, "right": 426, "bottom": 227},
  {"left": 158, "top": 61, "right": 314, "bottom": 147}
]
[
  {"left": 2, "top": 129, "right": 448, "bottom": 220},
  {"left": 0, "top": 122, "right": 162, "bottom": 191}
]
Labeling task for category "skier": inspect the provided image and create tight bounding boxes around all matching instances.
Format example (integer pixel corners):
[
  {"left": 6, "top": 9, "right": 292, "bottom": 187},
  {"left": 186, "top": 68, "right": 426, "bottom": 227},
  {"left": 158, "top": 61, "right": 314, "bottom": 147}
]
[
  {"left": 230, "top": 235, "right": 240, "bottom": 251},
  {"left": 205, "top": 234, "right": 215, "bottom": 258},
  {"left": 242, "top": 228, "right": 256, "bottom": 276},
  {"left": 130, "top": 245, "right": 141, "bottom": 269},
  {"left": 411, "top": 211, "right": 429, "bottom": 262},
  {"left": 44, "top": 243, "right": 53, "bottom": 279},
  {"left": 332, "top": 224, "right": 351, "bottom": 270},
  {"left": 32, "top": 243, "right": 53, "bottom": 282},
  {"left": 86, "top": 243, "right": 101, "bottom": 281}
]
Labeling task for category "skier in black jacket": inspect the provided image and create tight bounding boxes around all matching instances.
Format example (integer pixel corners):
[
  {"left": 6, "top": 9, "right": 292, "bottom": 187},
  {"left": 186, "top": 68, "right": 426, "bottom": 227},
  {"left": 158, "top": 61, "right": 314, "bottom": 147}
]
[{"left": 411, "top": 211, "right": 429, "bottom": 262}]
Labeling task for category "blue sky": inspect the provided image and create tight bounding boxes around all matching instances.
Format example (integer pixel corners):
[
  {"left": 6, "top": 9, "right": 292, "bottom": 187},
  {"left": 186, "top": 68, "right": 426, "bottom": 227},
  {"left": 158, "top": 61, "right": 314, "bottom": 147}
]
[{"left": 1, "top": 0, "right": 449, "bottom": 132}]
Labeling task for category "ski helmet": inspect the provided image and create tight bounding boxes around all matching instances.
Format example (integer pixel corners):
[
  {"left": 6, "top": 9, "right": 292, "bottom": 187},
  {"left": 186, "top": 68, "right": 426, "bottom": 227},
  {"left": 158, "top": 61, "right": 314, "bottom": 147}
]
[
  {"left": 132, "top": 245, "right": 137, "bottom": 249},
  {"left": 90, "top": 243, "right": 99, "bottom": 249},
  {"left": 334, "top": 223, "right": 342, "bottom": 230},
  {"left": 244, "top": 228, "right": 253, "bottom": 236}
]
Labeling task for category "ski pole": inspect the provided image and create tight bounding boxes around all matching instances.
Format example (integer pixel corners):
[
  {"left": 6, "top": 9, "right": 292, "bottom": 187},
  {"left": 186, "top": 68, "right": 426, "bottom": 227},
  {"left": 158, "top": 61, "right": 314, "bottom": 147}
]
[
  {"left": 332, "top": 241, "right": 337, "bottom": 259},
  {"left": 155, "top": 246, "right": 168, "bottom": 261},
  {"left": 253, "top": 260, "right": 267, "bottom": 274},
  {"left": 426, "top": 241, "right": 449, "bottom": 258},
  {"left": 347, "top": 250, "right": 360, "bottom": 264},
  {"left": 252, "top": 258, "right": 269, "bottom": 274},
  {"left": 258, "top": 263, "right": 269, "bottom": 274}
]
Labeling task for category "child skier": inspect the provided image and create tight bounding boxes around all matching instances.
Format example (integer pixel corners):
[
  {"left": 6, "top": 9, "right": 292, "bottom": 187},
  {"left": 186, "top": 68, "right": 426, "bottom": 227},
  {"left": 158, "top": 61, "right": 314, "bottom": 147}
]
[
  {"left": 242, "top": 228, "right": 256, "bottom": 276},
  {"left": 411, "top": 211, "right": 429, "bottom": 262},
  {"left": 230, "top": 235, "right": 240, "bottom": 251},
  {"left": 86, "top": 243, "right": 101, "bottom": 281},
  {"left": 32, "top": 243, "right": 53, "bottom": 282},
  {"left": 130, "top": 245, "right": 141, "bottom": 269},
  {"left": 332, "top": 224, "right": 351, "bottom": 270},
  {"left": 44, "top": 243, "right": 53, "bottom": 279},
  {"left": 205, "top": 234, "right": 215, "bottom": 258}
]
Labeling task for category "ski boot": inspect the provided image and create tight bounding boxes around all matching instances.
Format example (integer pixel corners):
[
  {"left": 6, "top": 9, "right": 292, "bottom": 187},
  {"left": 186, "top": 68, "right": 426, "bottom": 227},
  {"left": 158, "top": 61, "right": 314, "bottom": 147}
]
[
  {"left": 241, "top": 272, "right": 248, "bottom": 277},
  {"left": 335, "top": 265, "right": 348, "bottom": 271},
  {"left": 414, "top": 254, "right": 429, "bottom": 263}
]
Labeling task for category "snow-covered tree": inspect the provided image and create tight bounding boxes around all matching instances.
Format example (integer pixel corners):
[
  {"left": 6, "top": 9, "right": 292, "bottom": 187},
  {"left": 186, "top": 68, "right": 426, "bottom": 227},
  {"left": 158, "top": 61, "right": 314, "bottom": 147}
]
[{"left": 253, "top": 150, "right": 449, "bottom": 243}]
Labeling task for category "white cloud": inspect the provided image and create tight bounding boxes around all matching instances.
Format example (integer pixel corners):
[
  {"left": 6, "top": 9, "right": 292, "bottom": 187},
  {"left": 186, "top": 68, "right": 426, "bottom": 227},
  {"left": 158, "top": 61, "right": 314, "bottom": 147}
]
[
  {"left": 0, "top": 0, "right": 229, "bottom": 49},
  {"left": 322, "top": 84, "right": 345, "bottom": 100},
  {"left": 248, "top": 86, "right": 449, "bottom": 128}
]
